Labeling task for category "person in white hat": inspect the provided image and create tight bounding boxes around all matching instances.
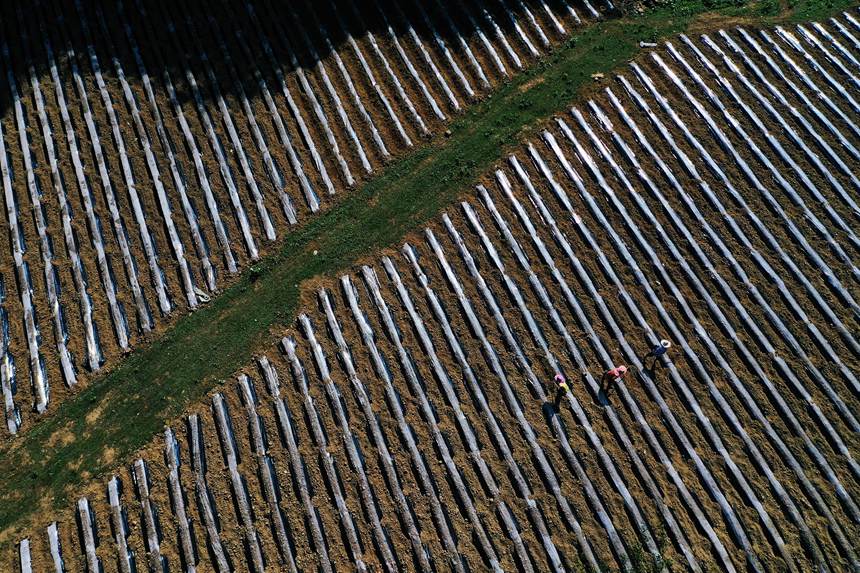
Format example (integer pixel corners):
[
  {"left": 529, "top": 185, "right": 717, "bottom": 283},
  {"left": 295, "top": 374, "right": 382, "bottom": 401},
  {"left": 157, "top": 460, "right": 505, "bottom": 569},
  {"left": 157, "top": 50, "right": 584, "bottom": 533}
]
[{"left": 645, "top": 339, "right": 672, "bottom": 369}]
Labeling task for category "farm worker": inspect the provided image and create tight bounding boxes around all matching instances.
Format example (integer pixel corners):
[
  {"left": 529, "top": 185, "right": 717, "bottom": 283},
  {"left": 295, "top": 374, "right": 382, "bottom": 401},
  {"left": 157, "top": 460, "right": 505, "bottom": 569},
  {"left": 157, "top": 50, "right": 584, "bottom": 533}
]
[
  {"left": 645, "top": 339, "right": 671, "bottom": 369},
  {"left": 554, "top": 373, "right": 570, "bottom": 394},
  {"left": 553, "top": 373, "right": 570, "bottom": 408},
  {"left": 647, "top": 339, "right": 672, "bottom": 358},
  {"left": 603, "top": 365, "right": 628, "bottom": 386},
  {"left": 600, "top": 365, "right": 627, "bottom": 396},
  {"left": 607, "top": 365, "right": 628, "bottom": 379}
]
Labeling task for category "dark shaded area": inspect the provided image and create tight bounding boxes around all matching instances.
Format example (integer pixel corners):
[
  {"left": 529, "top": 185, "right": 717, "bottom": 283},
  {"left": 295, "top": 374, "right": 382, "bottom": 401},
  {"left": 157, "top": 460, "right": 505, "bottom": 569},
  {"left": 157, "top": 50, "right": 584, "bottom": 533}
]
[{"left": 0, "top": 0, "right": 610, "bottom": 117}]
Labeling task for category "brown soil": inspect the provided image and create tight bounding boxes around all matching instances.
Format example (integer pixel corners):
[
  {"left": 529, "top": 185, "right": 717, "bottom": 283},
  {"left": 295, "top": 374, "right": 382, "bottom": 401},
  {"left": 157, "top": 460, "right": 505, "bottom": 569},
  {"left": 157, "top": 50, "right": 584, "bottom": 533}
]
[{"left": 4, "top": 6, "right": 860, "bottom": 573}]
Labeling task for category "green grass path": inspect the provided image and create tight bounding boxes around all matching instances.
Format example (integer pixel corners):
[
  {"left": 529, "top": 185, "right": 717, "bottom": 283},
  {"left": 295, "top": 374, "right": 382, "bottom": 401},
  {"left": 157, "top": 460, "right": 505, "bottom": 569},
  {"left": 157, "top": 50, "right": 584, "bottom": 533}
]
[{"left": 0, "top": 0, "right": 853, "bottom": 540}]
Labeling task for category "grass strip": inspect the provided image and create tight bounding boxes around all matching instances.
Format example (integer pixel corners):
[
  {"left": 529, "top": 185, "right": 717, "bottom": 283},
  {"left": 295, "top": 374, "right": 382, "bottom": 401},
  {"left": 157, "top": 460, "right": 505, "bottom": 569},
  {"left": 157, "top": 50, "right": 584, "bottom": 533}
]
[{"left": 0, "top": 0, "right": 854, "bottom": 540}]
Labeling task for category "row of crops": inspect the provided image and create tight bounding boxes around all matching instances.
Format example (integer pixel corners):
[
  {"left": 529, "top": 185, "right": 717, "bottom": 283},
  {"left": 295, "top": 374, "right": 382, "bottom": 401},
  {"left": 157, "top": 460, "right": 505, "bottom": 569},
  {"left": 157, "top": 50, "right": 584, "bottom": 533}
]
[
  {"left": 0, "top": 0, "right": 598, "bottom": 432},
  {"left": 12, "top": 13, "right": 860, "bottom": 570}
]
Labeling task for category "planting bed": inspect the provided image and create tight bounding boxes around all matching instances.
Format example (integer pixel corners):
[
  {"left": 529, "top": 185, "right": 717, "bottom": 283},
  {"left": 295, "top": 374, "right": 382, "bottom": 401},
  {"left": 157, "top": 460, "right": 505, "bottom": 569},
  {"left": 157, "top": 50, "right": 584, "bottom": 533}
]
[
  {"left": 10, "top": 12, "right": 860, "bottom": 570},
  {"left": 0, "top": 0, "right": 598, "bottom": 432}
]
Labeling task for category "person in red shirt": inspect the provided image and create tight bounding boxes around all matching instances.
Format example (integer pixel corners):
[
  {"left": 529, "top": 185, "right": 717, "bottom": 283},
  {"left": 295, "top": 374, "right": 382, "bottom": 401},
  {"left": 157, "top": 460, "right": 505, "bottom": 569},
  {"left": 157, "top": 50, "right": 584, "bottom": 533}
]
[
  {"left": 601, "top": 364, "right": 628, "bottom": 395},
  {"left": 606, "top": 365, "right": 628, "bottom": 380}
]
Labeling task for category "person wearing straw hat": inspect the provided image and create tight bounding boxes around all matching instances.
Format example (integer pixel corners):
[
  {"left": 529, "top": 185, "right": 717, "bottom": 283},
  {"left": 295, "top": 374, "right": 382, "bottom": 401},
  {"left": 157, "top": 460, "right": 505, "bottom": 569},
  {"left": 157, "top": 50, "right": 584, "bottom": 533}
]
[{"left": 645, "top": 339, "right": 672, "bottom": 369}]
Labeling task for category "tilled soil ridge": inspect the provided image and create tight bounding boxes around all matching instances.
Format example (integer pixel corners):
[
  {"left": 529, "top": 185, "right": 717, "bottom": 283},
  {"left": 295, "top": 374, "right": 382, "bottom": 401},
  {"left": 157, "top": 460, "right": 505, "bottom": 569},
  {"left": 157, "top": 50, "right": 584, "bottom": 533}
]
[
  {"left": 9, "top": 16, "right": 860, "bottom": 570},
  {"left": 0, "top": 0, "right": 596, "bottom": 435}
]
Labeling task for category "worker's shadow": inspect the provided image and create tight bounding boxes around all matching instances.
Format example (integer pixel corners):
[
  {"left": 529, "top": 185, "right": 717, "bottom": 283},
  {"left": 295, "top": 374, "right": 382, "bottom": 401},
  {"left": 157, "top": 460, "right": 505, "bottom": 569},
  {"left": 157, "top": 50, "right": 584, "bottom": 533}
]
[
  {"left": 543, "top": 389, "right": 572, "bottom": 421},
  {"left": 542, "top": 400, "right": 561, "bottom": 423},
  {"left": 642, "top": 355, "right": 672, "bottom": 378},
  {"left": 597, "top": 387, "right": 610, "bottom": 405},
  {"left": 552, "top": 389, "right": 566, "bottom": 410},
  {"left": 597, "top": 373, "right": 614, "bottom": 406}
]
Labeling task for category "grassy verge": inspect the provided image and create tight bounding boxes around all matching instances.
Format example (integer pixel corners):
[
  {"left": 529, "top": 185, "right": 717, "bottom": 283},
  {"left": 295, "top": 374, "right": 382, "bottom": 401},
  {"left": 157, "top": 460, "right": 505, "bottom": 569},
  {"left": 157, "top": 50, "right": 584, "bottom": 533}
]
[{"left": 0, "top": 0, "right": 854, "bottom": 540}]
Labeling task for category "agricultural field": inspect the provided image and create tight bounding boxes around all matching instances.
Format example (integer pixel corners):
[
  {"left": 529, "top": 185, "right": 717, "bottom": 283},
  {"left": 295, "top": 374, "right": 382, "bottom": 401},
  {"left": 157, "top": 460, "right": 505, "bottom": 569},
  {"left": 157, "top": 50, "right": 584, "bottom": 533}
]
[
  {"left": 3, "top": 1, "right": 860, "bottom": 572},
  {"left": 0, "top": 0, "right": 593, "bottom": 432}
]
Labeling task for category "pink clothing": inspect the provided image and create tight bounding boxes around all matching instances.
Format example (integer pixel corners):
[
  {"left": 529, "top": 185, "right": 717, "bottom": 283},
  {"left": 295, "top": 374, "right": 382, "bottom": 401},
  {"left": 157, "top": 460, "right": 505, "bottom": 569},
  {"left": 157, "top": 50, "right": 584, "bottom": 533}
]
[{"left": 607, "top": 365, "right": 628, "bottom": 379}]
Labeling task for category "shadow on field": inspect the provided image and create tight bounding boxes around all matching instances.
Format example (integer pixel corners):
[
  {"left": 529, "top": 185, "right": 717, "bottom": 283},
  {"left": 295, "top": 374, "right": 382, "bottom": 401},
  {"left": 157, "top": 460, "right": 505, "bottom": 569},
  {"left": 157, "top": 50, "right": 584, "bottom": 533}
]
[{"left": 0, "top": 0, "right": 603, "bottom": 118}]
